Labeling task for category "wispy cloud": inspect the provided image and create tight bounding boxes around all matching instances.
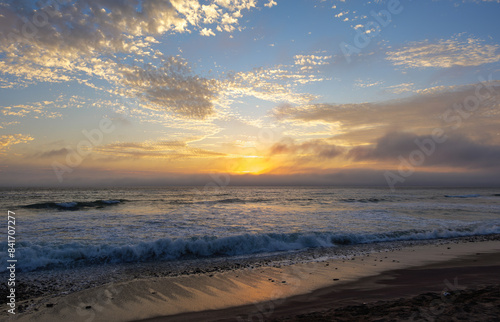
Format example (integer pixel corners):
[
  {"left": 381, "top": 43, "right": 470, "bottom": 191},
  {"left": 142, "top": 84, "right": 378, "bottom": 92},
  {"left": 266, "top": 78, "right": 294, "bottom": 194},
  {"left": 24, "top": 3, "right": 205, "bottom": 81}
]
[
  {"left": 1, "top": 95, "right": 89, "bottom": 121},
  {"left": 386, "top": 36, "right": 500, "bottom": 68},
  {"left": 220, "top": 63, "right": 324, "bottom": 106},
  {"left": 384, "top": 82, "right": 415, "bottom": 94},
  {"left": 354, "top": 79, "right": 384, "bottom": 88},
  {"left": 93, "top": 140, "right": 225, "bottom": 159}
]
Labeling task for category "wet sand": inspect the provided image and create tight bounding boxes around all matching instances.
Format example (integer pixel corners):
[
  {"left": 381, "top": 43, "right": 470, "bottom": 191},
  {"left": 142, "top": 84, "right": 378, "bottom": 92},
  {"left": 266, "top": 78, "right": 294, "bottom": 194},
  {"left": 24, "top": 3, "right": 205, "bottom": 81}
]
[
  {"left": 162, "top": 252, "right": 500, "bottom": 321},
  {"left": 5, "top": 236, "right": 500, "bottom": 322}
]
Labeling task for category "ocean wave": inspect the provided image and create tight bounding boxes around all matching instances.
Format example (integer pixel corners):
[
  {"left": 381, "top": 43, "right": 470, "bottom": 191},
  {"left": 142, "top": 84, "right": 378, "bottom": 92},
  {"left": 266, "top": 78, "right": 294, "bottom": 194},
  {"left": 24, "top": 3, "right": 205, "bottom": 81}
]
[
  {"left": 22, "top": 199, "right": 127, "bottom": 211},
  {"left": 195, "top": 198, "right": 271, "bottom": 205},
  {"left": 4, "top": 224, "right": 499, "bottom": 273},
  {"left": 444, "top": 194, "right": 481, "bottom": 198},
  {"left": 340, "top": 198, "right": 386, "bottom": 203}
]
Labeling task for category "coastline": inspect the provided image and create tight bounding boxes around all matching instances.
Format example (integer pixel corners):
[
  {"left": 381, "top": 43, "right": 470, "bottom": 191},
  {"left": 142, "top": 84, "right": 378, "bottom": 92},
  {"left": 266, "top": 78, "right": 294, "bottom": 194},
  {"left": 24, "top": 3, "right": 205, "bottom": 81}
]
[
  {"left": 5, "top": 235, "right": 500, "bottom": 321},
  {"left": 147, "top": 252, "right": 500, "bottom": 321}
]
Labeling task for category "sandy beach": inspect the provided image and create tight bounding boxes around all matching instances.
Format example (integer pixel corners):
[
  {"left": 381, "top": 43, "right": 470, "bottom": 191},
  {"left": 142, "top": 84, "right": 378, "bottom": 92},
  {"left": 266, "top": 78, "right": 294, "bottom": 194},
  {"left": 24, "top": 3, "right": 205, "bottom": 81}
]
[
  {"left": 166, "top": 251, "right": 500, "bottom": 321},
  {"left": 5, "top": 235, "right": 500, "bottom": 322}
]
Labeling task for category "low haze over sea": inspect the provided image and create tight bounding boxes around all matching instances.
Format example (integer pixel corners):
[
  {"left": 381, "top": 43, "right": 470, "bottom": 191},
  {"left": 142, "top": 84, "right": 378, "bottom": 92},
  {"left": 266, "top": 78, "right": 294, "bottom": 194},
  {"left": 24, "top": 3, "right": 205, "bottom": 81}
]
[{"left": 2, "top": 186, "right": 499, "bottom": 274}]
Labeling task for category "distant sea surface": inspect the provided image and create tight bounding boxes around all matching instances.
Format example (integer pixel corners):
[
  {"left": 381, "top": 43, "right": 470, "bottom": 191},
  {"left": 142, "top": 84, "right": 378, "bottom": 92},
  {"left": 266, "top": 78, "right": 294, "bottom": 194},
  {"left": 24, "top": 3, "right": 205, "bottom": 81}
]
[{"left": 1, "top": 186, "right": 500, "bottom": 273}]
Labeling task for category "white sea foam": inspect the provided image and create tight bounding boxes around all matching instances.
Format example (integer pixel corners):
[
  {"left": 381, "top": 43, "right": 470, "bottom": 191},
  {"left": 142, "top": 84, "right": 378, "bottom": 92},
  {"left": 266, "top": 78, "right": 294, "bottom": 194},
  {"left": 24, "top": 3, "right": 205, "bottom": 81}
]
[{"left": 3, "top": 223, "right": 499, "bottom": 273}]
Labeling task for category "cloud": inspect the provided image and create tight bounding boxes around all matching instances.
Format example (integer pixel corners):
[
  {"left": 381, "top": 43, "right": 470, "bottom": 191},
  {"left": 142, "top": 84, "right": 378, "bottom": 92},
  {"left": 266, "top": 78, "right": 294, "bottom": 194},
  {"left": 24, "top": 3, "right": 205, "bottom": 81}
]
[
  {"left": 273, "top": 81, "right": 500, "bottom": 145},
  {"left": 334, "top": 10, "right": 349, "bottom": 18},
  {"left": 0, "top": 1, "right": 185, "bottom": 81},
  {"left": 117, "top": 57, "right": 218, "bottom": 118},
  {"left": 217, "top": 50, "right": 333, "bottom": 107},
  {"left": 1, "top": 99, "right": 66, "bottom": 119},
  {"left": 0, "top": 0, "right": 264, "bottom": 118},
  {"left": 294, "top": 55, "right": 332, "bottom": 66},
  {"left": 200, "top": 27, "right": 215, "bottom": 36},
  {"left": 94, "top": 140, "right": 225, "bottom": 159},
  {"left": 294, "top": 54, "right": 332, "bottom": 71},
  {"left": 220, "top": 65, "right": 322, "bottom": 106},
  {"left": 0, "top": 0, "right": 252, "bottom": 54},
  {"left": 386, "top": 36, "right": 500, "bottom": 68},
  {"left": 0, "top": 134, "right": 34, "bottom": 153},
  {"left": 354, "top": 79, "right": 384, "bottom": 88},
  {"left": 0, "top": 96, "right": 94, "bottom": 128},
  {"left": 214, "top": 0, "right": 257, "bottom": 11},
  {"left": 0, "top": 1, "right": 326, "bottom": 120},
  {"left": 36, "top": 148, "right": 69, "bottom": 158},
  {"left": 349, "top": 132, "right": 500, "bottom": 169},
  {"left": 270, "top": 137, "right": 344, "bottom": 159},
  {"left": 264, "top": 0, "right": 277, "bottom": 8},
  {"left": 384, "top": 82, "right": 415, "bottom": 94}
]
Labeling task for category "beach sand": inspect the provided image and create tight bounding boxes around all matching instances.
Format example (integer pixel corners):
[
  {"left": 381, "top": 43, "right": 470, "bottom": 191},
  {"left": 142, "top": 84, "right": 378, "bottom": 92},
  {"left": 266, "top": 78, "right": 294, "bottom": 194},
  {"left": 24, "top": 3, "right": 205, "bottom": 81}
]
[
  {"left": 175, "top": 252, "right": 500, "bottom": 321},
  {"left": 6, "top": 236, "right": 500, "bottom": 322}
]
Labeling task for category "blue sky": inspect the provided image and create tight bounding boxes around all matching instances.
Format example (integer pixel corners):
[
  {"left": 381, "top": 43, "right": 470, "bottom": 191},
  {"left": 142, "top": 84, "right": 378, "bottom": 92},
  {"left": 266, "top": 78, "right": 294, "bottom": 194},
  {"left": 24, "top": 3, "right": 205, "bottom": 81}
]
[{"left": 1, "top": 0, "right": 500, "bottom": 187}]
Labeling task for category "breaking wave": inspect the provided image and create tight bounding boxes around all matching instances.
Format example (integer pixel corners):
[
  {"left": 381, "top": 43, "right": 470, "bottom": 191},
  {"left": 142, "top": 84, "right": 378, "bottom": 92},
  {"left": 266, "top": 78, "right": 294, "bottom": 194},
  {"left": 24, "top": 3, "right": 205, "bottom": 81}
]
[
  {"left": 22, "top": 199, "right": 127, "bottom": 211},
  {"left": 4, "top": 223, "right": 499, "bottom": 272}
]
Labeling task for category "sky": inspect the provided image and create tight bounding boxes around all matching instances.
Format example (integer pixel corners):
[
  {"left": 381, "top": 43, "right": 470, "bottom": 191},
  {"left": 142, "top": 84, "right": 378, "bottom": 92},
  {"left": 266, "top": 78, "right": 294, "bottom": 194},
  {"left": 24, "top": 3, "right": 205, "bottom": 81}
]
[{"left": 0, "top": 0, "right": 500, "bottom": 187}]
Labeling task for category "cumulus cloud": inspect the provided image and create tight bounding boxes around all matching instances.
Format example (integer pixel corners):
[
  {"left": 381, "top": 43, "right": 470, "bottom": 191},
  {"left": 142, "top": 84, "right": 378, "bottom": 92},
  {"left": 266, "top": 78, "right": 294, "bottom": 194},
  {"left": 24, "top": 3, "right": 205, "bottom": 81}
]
[
  {"left": 200, "top": 27, "right": 215, "bottom": 36},
  {"left": 264, "top": 0, "right": 277, "bottom": 8},
  {"left": 334, "top": 10, "right": 349, "bottom": 18},
  {"left": 386, "top": 36, "right": 500, "bottom": 68}
]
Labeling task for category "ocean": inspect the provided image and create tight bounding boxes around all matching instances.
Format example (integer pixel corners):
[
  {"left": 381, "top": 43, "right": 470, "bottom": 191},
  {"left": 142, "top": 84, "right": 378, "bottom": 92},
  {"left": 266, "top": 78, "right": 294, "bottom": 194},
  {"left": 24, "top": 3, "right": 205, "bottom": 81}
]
[{"left": 1, "top": 186, "right": 500, "bottom": 273}]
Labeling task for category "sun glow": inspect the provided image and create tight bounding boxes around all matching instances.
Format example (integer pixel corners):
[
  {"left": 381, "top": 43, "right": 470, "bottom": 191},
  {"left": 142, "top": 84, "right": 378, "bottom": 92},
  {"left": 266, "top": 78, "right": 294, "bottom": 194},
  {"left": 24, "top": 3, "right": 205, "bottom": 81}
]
[{"left": 230, "top": 156, "right": 270, "bottom": 175}]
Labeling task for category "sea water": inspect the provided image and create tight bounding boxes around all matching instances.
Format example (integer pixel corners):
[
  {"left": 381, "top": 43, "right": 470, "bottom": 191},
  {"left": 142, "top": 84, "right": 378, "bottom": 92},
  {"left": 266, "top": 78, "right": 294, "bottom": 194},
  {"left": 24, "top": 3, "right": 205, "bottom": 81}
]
[{"left": 1, "top": 186, "right": 499, "bottom": 273}]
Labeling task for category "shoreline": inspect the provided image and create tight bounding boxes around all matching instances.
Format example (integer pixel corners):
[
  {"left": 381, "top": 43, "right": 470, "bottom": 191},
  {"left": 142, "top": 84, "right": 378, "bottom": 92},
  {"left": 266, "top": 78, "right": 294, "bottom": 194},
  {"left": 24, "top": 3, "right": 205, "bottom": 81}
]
[
  {"left": 5, "top": 234, "right": 500, "bottom": 321},
  {"left": 143, "top": 252, "right": 500, "bottom": 321}
]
